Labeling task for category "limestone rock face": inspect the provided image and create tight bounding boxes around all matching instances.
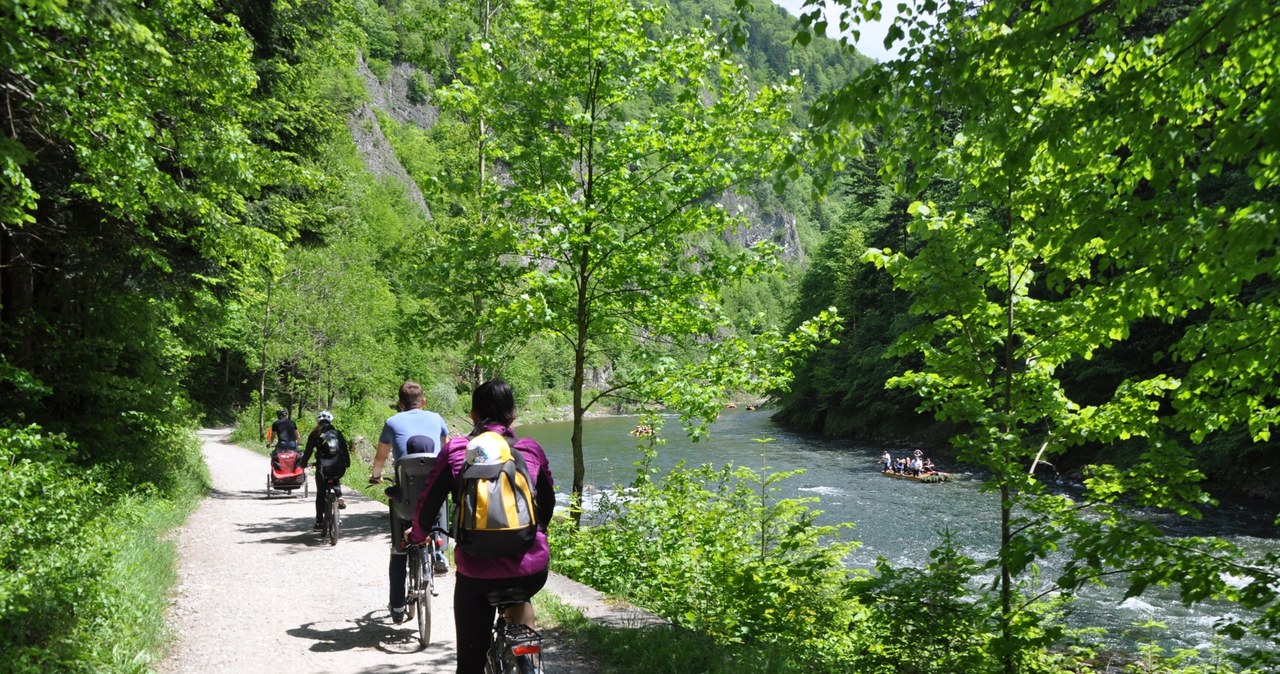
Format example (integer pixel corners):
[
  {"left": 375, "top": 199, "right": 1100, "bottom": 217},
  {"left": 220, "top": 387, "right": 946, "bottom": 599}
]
[
  {"left": 349, "top": 56, "right": 805, "bottom": 260},
  {"left": 347, "top": 56, "right": 436, "bottom": 218},
  {"left": 719, "top": 191, "right": 803, "bottom": 261}
]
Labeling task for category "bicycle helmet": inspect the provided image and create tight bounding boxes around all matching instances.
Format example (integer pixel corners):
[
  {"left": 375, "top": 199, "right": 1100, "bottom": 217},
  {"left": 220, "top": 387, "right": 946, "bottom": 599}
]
[
  {"left": 317, "top": 410, "right": 334, "bottom": 423},
  {"left": 276, "top": 409, "right": 287, "bottom": 419}
]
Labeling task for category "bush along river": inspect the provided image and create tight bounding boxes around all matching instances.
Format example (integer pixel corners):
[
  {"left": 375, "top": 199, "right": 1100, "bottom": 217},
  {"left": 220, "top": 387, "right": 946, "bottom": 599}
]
[{"left": 521, "top": 408, "right": 1279, "bottom": 656}]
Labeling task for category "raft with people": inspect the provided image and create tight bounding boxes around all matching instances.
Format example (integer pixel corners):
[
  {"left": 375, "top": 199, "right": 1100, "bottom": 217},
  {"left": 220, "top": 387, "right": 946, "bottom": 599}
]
[
  {"left": 882, "top": 470, "right": 952, "bottom": 483},
  {"left": 630, "top": 423, "right": 656, "bottom": 437},
  {"left": 878, "top": 448, "right": 952, "bottom": 482}
]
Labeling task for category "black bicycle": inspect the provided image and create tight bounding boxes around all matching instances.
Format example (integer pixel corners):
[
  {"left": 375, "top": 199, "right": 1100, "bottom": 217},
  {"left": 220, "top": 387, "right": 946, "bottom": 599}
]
[
  {"left": 484, "top": 588, "right": 543, "bottom": 674},
  {"left": 318, "top": 469, "right": 341, "bottom": 546},
  {"left": 384, "top": 459, "right": 447, "bottom": 649},
  {"left": 405, "top": 527, "right": 445, "bottom": 648}
]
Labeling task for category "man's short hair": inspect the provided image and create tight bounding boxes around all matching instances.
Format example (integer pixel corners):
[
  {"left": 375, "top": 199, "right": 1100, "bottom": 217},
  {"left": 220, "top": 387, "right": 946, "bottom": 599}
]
[{"left": 398, "top": 381, "right": 425, "bottom": 410}]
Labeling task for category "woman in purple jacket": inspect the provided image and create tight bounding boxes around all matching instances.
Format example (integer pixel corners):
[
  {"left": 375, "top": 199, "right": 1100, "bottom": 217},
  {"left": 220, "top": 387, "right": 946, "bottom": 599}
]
[{"left": 410, "top": 379, "right": 555, "bottom": 673}]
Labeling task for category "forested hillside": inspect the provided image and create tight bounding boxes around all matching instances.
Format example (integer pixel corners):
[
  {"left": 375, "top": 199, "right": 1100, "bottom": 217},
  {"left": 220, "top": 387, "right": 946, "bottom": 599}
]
[
  {"left": 1, "top": 0, "right": 849, "bottom": 667},
  {"left": 6, "top": 0, "right": 1280, "bottom": 671},
  {"left": 771, "top": 0, "right": 1280, "bottom": 506}
]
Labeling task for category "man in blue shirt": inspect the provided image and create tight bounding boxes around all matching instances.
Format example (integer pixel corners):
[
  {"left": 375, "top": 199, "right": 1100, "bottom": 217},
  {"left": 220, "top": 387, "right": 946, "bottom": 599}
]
[{"left": 368, "top": 381, "right": 450, "bottom": 624}]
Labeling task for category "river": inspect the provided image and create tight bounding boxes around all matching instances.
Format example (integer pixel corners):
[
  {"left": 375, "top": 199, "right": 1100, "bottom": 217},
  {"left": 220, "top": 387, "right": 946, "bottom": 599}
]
[{"left": 521, "top": 408, "right": 1279, "bottom": 656}]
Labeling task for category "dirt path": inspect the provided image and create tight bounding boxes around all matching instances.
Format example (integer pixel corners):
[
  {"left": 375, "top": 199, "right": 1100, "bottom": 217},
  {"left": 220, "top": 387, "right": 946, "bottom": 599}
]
[{"left": 160, "top": 428, "right": 621, "bottom": 673}]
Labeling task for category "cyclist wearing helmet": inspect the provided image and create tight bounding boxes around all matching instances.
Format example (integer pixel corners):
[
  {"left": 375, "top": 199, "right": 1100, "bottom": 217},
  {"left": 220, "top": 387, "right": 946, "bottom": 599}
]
[
  {"left": 268, "top": 409, "right": 299, "bottom": 450},
  {"left": 300, "top": 410, "right": 350, "bottom": 531}
]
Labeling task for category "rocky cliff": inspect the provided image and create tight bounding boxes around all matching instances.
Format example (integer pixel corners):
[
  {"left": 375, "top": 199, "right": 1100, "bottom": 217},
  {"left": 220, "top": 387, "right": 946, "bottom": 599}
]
[{"left": 351, "top": 57, "right": 804, "bottom": 260}]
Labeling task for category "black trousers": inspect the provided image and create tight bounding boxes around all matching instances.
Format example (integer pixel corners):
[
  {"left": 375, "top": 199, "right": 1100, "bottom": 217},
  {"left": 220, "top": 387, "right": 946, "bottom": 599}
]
[
  {"left": 388, "top": 505, "right": 450, "bottom": 608},
  {"left": 315, "top": 476, "right": 341, "bottom": 521},
  {"left": 452, "top": 569, "right": 548, "bottom": 674}
]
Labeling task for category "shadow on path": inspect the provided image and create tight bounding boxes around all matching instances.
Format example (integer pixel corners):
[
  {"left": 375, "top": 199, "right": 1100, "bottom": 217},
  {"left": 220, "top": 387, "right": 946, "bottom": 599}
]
[
  {"left": 287, "top": 612, "right": 457, "bottom": 666},
  {"left": 235, "top": 511, "right": 390, "bottom": 545},
  {"left": 208, "top": 487, "right": 286, "bottom": 502}
]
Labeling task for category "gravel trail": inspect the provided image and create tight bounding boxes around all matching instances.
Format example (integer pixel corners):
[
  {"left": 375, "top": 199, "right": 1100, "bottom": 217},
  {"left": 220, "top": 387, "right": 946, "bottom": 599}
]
[{"left": 160, "top": 428, "right": 608, "bottom": 674}]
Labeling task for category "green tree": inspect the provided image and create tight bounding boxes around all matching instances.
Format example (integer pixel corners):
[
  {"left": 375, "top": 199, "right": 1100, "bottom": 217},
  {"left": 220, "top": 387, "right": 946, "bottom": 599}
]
[
  {"left": 1, "top": 0, "right": 361, "bottom": 667},
  {"left": 436, "top": 0, "right": 837, "bottom": 516},
  {"left": 773, "top": 149, "right": 932, "bottom": 440},
  {"left": 417, "top": 0, "right": 525, "bottom": 388},
  {"left": 791, "top": 0, "right": 1280, "bottom": 669},
  {"left": 1, "top": 0, "right": 287, "bottom": 473}
]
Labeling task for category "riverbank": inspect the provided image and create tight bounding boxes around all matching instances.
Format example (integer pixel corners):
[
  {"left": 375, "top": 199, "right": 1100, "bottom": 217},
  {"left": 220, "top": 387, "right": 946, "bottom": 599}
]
[
  {"left": 523, "top": 390, "right": 1280, "bottom": 511},
  {"left": 517, "top": 392, "right": 770, "bottom": 426}
]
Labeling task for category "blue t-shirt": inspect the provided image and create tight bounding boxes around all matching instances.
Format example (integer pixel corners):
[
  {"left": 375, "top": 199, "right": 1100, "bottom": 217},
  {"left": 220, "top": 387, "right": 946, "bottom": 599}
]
[{"left": 379, "top": 409, "right": 450, "bottom": 462}]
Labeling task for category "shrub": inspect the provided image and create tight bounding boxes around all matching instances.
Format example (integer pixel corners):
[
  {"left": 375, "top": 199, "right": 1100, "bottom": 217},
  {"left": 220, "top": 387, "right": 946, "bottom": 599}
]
[
  {"left": 850, "top": 533, "right": 997, "bottom": 673},
  {"left": 553, "top": 447, "right": 870, "bottom": 669},
  {"left": 0, "top": 425, "right": 113, "bottom": 673},
  {"left": 406, "top": 70, "right": 431, "bottom": 104},
  {"left": 366, "top": 57, "right": 391, "bottom": 82},
  {"left": 425, "top": 381, "right": 459, "bottom": 420}
]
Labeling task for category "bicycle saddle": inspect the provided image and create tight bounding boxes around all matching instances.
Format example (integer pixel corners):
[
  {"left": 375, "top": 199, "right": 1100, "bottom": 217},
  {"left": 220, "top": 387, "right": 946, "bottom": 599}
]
[{"left": 485, "top": 588, "right": 531, "bottom": 606}]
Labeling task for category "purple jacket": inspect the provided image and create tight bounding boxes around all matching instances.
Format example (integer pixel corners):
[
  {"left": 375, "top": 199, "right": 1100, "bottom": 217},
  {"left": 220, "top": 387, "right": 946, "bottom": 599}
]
[{"left": 410, "top": 423, "right": 554, "bottom": 579}]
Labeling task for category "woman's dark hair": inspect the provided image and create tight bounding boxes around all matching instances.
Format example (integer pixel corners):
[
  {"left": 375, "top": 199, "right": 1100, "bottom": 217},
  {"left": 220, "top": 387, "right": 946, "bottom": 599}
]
[{"left": 472, "top": 379, "right": 516, "bottom": 427}]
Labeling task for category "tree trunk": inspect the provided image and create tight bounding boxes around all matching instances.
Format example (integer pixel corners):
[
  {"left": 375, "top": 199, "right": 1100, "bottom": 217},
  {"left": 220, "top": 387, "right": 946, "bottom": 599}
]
[
  {"left": 570, "top": 217, "right": 592, "bottom": 527},
  {"left": 999, "top": 253, "right": 1016, "bottom": 674},
  {"left": 0, "top": 227, "right": 35, "bottom": 367},
  {"left": 469, "top": 0, "right": 494, "bottom": 391},
  {"left": 258, "top": 275, "right": 273, "bottom": 442},
  {"left": 472, "top": 292, "right": 485, "bottom": 388},
  {"left": 571, "top": 342, "right": 586, "bottom": 527}
]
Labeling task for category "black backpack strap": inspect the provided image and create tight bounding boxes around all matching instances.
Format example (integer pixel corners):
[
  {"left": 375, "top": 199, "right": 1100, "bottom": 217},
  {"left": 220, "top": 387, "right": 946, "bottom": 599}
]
[{"left": 506, "top": 444, "right": 536, "bottom": 517}]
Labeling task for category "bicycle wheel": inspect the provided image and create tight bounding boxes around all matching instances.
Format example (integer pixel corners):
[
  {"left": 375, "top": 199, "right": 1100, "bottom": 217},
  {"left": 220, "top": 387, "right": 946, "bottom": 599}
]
[
  {"left": 483, "top": 636, "right": 502, "bottom": 674},
  {"left": 513, "top": 653, "right": 537, "bottom": 674},
  {"left": 405, "top": 547, "right": 421, "bottom": 619},
  {"left": 496, "top": 629, "right": 539, "bottom": 674},
  {"left": 327, "top": 492, "right": 339, "bottom": 546},
  {"left": 415, "top": 559, "right": 431, "bottom": 647},
  {"left": 409, "top": 548, "right": 430, "bottom": 647},
  {"left": 502, "top": 623, "right": 541, "bottom": 674}
]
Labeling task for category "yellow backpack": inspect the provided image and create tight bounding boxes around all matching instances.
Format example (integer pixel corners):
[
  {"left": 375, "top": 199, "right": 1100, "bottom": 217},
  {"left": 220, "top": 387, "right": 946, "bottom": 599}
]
[{"left": 453, "top": 431, "right": 538, "bottom": 558}]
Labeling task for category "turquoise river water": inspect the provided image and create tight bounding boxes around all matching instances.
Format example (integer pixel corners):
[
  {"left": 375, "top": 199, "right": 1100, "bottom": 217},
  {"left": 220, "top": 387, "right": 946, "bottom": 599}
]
[{"left": 520, "top": 408, "right": 1278, "bottom": 656}]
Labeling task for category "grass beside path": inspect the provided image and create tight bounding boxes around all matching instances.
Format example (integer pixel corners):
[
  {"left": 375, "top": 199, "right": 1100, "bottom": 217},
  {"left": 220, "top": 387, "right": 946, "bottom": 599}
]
[
  {"left": 83, "top": 433, "right": 209, "bottom": 674},
  {"left": 98, "top": 486, "right": 205, "bottom": 672},
  {"left": 538, "top": 594, "right": 791, "bottom": 674}
]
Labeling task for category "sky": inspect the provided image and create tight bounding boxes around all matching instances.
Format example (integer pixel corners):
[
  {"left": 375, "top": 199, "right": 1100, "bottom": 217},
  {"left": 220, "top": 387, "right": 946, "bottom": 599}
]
[{"left": 771, "top": 0, "right": 899, "bottom": 62}]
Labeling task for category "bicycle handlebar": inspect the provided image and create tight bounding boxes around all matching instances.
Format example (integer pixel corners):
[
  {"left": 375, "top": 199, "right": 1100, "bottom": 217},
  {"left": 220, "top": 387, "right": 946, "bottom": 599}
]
[{"left": 401, "top": 525, "right": 449, "bottom": 547}]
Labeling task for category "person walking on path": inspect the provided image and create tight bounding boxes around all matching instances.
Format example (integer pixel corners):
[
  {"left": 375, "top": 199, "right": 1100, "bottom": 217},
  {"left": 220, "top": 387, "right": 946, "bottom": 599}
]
[{"left": 368, "top": 381, "right": 451, "bottom": 624}]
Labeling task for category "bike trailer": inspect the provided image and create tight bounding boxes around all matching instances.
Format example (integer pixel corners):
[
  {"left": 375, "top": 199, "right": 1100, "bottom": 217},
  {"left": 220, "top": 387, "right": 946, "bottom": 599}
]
[{"left": 267, "top": 448, "right": 307, "bottom": 497}]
